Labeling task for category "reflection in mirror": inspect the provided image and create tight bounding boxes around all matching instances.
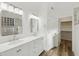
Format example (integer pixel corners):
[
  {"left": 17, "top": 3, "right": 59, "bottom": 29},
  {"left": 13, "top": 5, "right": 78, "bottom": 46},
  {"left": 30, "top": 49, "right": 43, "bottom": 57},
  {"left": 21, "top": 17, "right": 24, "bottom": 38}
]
[
  {"left": 1, "top": 10, "right": 23, "bottom": 36},
  {"left": 30, "top": 15, "right": 39, "bottom": 35},
  {"left": 0, "top": 3, "right": 23, "bottom": 36}
]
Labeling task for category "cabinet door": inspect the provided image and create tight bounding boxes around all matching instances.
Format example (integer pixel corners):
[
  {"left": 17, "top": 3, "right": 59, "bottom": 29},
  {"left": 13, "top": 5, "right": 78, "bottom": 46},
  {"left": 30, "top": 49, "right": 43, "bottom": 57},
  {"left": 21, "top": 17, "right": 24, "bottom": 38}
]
[
  {"left": 20, "top": 38, "right": 44, "bottom": 56},
  {"left": 1, "top": 47, "right": 19, "bottom": 56},
  {"left": 21, "top": 38, "right": 43, "bottom": 56},
  {"left": 0, "top": 44, "right": 26, "bottom": 56},
  {"left": 33, "top": 37, "right": 44, "bottom": 56},
  {"left": 53, "top": 34, "right": 59, "bottom": 47},
  {"left": 19, "top": 41, "right": 34, "bottom": 56}
]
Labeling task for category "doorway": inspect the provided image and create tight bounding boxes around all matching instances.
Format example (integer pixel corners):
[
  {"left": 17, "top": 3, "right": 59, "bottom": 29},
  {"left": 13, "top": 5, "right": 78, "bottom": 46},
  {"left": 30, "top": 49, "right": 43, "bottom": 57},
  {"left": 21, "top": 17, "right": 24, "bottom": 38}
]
[
  {"left": 59, "top": 16, "right": 74, "bottom": 56},
  {"left": 40, "top": 16, "right": 74, "bottom": 56}
]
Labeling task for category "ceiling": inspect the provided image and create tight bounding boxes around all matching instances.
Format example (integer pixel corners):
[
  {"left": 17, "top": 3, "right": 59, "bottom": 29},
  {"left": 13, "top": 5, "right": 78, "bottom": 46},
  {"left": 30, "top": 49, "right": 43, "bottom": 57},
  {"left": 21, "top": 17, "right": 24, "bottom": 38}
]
[
  {"left": 10, "top": 2, "right": 79, "bottom": 18},
  {"left": 51, "top": 2, "right": 79, "bottom": 18}
]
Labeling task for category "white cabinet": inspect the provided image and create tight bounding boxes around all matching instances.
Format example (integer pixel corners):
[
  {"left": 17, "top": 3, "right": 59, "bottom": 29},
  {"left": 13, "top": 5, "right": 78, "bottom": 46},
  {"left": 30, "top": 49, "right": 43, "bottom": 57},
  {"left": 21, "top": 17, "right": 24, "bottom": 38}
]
[
  {"left": 1, "top": 46, "right": 20, "bottom": 56},
  {"left": 0, "top": 37, "right": 44, "bottom": 56},
  {"left": 20, "top": 41, "right": 34, "bottom": 56},
  {"left": 53, "top": 33, "right": 60, "bottom": 47},
  {"left": 32, "top": 37, "right": 43, "bottom": 56},
  {"left": 18, "top": 42, "right": 32, "bottom": 56},
  {"left": 0, "top": 44, "right": 30, "bottom": 56}
]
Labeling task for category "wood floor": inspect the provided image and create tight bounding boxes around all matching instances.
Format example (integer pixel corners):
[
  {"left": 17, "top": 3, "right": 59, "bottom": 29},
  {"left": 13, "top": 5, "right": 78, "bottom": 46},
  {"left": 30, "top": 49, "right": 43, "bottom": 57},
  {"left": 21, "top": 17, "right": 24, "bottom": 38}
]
[{"left": 40, "top": 40, "right": 74, "bottom": 56}]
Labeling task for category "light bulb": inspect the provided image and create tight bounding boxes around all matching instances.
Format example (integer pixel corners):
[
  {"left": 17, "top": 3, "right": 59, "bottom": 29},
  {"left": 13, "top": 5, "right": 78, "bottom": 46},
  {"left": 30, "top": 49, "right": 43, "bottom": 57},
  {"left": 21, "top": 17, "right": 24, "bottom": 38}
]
[
  {"left": 14, "top": 8, "right": 19, "bottom": 14},
  {"left": 1, "top": 3, "right": 8, "bottom": 10},
  {"left": 8, "top": 5, "right": 14, "bottom": 12},
  {"left": 19, "top": 10, "right": 23, "bottom": 15},
  {"left": 29, "top": 14, "right": 39, "bottom": 20}
]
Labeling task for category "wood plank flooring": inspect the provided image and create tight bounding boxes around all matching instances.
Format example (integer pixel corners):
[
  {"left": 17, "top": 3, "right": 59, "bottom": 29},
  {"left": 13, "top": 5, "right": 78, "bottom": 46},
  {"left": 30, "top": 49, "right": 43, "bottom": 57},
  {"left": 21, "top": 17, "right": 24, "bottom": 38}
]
[{"left": 40, "top": 40, "right": 74, "bottom": 56}]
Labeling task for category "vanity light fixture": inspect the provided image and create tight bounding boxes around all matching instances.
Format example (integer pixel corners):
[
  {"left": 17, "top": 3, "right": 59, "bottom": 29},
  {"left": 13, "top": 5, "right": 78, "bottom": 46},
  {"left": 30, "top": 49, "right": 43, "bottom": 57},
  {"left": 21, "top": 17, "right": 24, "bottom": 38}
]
[
  {"left": 0, "top": 2, "right": 23, "bottom": 36},
  {"left": 19, "top": 10, "right": 23, "bottom": 15},
  {"left": 29, "top": 14, "right": 40, "bottom": 20},
  {"left": 8, "top": 4, "right": 14, "bottom": 12},
  {"left": 0, "top": 3, "right": 8, "bottom": 10},
  {"left": 0, "top": 2, "right": 23, "bottom": 15},
  {"left": 14, "top": 8, "right": 19, "bottom": 14}
]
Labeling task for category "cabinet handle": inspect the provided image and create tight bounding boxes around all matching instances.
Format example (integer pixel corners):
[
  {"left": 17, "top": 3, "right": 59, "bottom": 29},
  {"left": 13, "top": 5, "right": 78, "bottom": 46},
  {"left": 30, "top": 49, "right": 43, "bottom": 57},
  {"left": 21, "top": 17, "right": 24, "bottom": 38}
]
[{"left": 17, "top": 49, "right": 22, "bottom": 53}]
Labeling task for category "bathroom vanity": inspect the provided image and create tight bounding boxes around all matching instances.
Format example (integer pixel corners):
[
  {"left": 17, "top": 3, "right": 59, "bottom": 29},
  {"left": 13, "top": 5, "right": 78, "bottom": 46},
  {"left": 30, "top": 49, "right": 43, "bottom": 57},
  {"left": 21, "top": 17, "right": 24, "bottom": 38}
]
[
  {"left": 0, "top": 3, "right": 44, "bottom": 56},
  {"left": 0, "top": 35, "right": 44, "bottom": 56}
]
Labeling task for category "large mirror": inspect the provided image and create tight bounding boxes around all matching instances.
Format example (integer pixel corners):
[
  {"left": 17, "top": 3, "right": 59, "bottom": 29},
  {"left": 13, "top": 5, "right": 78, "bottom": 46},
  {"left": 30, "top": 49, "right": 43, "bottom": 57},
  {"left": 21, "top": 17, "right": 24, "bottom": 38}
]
[
  {"left": 0, "top": 10, "right": 23, "bottom": 36},
  {"left": 30, "top": 14, "right": 39, "bottom": 35}
]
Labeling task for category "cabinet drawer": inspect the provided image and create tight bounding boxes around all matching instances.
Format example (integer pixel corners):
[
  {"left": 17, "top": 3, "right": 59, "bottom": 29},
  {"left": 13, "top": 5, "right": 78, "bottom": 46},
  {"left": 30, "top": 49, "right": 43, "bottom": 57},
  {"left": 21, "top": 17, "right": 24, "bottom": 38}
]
[
  {"left": 1, "top": 48, "right": 18, "bottom": 56},
  {"left": 1, "top": 45, "right": 23, "bottom": 56},
  {"left": 19, "top": 42, "right": 34, "bottom": 56}
]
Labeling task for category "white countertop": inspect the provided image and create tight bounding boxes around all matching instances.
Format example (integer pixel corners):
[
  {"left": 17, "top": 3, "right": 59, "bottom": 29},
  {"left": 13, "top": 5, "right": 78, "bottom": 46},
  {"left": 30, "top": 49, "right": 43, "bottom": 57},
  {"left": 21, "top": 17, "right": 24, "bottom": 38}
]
[{"left": 0, "top": 35, "right": 43, "bottom": 53}]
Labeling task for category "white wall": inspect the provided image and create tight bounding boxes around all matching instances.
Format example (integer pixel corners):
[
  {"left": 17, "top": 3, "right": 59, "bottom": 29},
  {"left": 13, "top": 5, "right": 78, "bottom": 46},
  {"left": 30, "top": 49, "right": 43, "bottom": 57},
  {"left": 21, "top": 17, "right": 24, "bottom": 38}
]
[
  {"left": 72, "top": 24, "right": 79, "bottom": 55},
  {"left": 47, "top": 3, "right": 58, "bottom": 31},
  {"left": 52, "top": 2, "right": 79, "bottom": 18},
  {"left": 72, "top": 8, "right": 79, "bottom": 55},
  {"left": 37, "top": 3, "right": 48, "bottom": 50},
  {"left": 45, "top": 3, "right": 59, "bottom": 51}
]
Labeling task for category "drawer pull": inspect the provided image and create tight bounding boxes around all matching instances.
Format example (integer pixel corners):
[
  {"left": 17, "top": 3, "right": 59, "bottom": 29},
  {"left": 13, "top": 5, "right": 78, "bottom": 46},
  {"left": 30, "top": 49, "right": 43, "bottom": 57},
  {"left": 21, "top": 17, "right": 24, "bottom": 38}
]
[{"left": 17, "top": 49, "right": 22, "bottom": 53}]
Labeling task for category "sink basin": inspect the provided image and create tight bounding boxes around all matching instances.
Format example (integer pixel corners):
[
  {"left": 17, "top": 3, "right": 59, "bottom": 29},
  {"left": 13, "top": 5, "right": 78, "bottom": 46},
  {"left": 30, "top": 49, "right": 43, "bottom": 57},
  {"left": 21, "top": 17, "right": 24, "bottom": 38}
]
[{"left": 8, "top": 40, "right": 23, "bottom": 45}]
